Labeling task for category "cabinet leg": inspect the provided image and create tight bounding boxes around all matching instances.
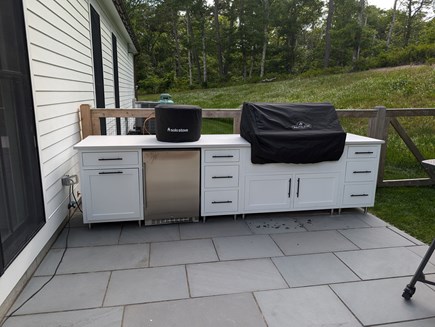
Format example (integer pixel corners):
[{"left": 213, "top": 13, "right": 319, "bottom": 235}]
[
  {"left": 202, "top": 216, "right": 206, "bottom": 223},
  {"left": 242, "top": 214, "right": 245, "bottom": 220},
  {"left": 88, "top": 224, "right": 92, "bottom": 229},
  {"left": 330, "top": 209, "right": 334, "bottom": 215},
  {"left": 138, "top": 220, "right": 141, "bottom": 227},
  {"left": 364, "top": 207, "right": 368, "bottom": 214},
  {"left": 338, "top": 208, "right": 342, "bottom": 215},
  {"left": 234, "top": 214, "right": 237, "bottom": 221}
]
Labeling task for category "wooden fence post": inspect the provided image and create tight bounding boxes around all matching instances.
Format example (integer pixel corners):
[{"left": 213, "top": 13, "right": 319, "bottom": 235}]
[
  {"left": 233, "top": 111, "right": 241, "bottom": 134},
  {"left": 371, "top": 106, "right": 389, "bottom": 185},
  {"left": 80, "top": 104, "right": 92, "bottom": 139}
]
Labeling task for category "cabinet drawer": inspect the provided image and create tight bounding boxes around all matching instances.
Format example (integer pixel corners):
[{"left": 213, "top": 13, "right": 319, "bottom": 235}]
[
  {"left": 204, "top": 149, "right": 240, "bottom": 163},
  {"left": 204, "top": 166, "right": 239, "bottom": 188},
  {"left": 204, "top": 190, "right": 238, "bottom": 213},
  {"left": 347, "top": 146, "right": 379, "bottom": 159},
  {"left": 345, "top": 161, "right": 378, "bottom": 182},
  {"left": 82, "top": 151, "right": 139, "bottom": 167},
  {"left": 342, "top": 184, "right": 375, "bottom": 206}
]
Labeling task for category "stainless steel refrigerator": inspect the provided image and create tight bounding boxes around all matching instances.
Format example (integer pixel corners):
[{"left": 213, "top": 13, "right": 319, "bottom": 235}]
[{"left": 142, "top": 149, "right": 200, "bottom": 225}]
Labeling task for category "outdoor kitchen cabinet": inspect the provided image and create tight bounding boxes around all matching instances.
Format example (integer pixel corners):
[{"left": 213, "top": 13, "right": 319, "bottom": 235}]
[
  {"left": 201, "top": 148, "right": 241, "bottom": 217},
  {"left": 243, "top": 171, "right": 340, "bottom": 213},
  {"left": 340, "top": 145, "right": 381, "bottom": 210},
  {"left": 78, "top": 149, "right": 143, "bottom": 225},
  {"left": 293, "top": 173, "right": 340, "bottom": 209},
  {"left": 74, "top": 134, "right": 383, "bottom": 225}
]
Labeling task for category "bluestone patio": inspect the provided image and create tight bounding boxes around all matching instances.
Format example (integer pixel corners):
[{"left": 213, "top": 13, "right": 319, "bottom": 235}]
[{"left": 3, "top": 209, "right": 435, "bottom": 327}]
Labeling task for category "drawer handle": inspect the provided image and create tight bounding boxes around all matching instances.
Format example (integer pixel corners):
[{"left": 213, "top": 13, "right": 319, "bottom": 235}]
[
  {"left": 353, "top": 170, "right": 372, "bottom": 174},
  {"left": 98, "top": 158, "right": 123, "bottom": 161},
  {"left": 99, "top": 171, "right": 123, "bottom": 175},
  {"left": 288, "top": 178, "right": 292, "bottom": 198},
  {"left": 212, "top": 176, "right": 233, "bottom": 179},
  {"left": 212, "top": 155, "right": 234, "bottom": 158},
  {"left": 354, "top": 151, "right": 373, "bottom": 155},
  {"left": 212, "top": 200, "right": 233, "bottom": 204},
  {"left": 296, "top": 178, "right": 300, "bottom": 198},
  {"left": 350, "top": 194, "right": 369, "bottom": 197}
]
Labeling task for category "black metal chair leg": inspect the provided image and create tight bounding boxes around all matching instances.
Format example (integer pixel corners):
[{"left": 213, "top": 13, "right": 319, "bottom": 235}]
[{"left": 402, "top": 238, "right": 435, "bottom": 300}]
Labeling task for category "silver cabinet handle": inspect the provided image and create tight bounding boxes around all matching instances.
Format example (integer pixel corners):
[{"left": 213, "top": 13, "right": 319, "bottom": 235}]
[
  {"left": 212, "top": 200, "right": 233, "bottom": 204},
  {"left": 350, "top": 194, "right": 369, "bottom": 197},
  {"left": 212, "top": 176, "right": 233, "bottom": 179},
  {"left": 354, "top": 151, "right": 373, "bottom": 154},
  {"left": 212, "top": 155, "right": 234, "bottom": 158},
  {"left": 98, "top": 171, "right": 123, "bottom": 174},
  {"left": 353, "top": 170, "right": 372, "bottom": 174}
]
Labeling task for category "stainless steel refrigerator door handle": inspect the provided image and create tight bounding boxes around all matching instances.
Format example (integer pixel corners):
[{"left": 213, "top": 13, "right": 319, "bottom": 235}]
[{"left": 143, "top": 162, "right": 147, "bottom": 208}]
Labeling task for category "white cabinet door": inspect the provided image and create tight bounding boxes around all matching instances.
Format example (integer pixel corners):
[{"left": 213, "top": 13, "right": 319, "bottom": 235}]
[
  {"left": 82, "top": 168, "right": 141, "bottom": 223},
  {"left": 294, "top": 173, "right": 339, "bottom": 209},
  {"left": 244, "top": 175, "right": 292, "bottom": 212}
]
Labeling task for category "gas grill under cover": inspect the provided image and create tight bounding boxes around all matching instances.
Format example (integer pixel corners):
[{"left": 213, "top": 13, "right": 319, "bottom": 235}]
[{"left": 240, "top": 102, "right": 346, "bottom": 164}]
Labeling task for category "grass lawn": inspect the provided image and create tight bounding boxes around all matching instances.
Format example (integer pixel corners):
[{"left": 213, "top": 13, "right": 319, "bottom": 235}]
[
  {"left": 139, "top": 65, "right": 435, "bottom": 243},
  {"left": 372, "top": 187, "right": 435, "bottom": 244}
]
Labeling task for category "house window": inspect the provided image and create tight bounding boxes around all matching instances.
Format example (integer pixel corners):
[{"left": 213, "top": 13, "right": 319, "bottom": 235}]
[
  {"left": 0, "top": 0, "right": 45, "bottom": 275},
  {"left": 90, "top": 5, "right": 106, "bottom": 134}
]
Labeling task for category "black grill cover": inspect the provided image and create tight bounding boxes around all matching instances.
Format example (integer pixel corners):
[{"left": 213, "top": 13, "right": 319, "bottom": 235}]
[
  {"left": 240, "top": 102, "right": 346, "bottom": 164},
  {"left": 155, "top": 104, "right": 202, "bottom": 142}
]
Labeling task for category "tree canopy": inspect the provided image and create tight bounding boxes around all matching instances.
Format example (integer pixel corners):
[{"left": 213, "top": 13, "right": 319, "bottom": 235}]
[{"left": 124, "top": 0, "right": 435, "bottom": 93}]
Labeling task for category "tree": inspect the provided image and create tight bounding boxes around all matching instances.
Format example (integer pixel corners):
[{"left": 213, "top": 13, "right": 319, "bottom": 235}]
[
  {"left": 401, "top": 0, "right": 433, "bottom": 46},
  {"left": 386, "top": 0, "right": 398, "bottom": 48},
  {"left": 274, "top": 0, "right": 322, "bottom": 73},
  {"left": 353, "top": 0, "right": 366, "bottom": 61},
  {"left": 324, "top": 0, "right": 335, "bottom": 68},
  {"left": 259, "top": 0, "right": 272, "bottom": 77},
  {"left": 213, "top": 0, "right": 225, "bottom": 79}
]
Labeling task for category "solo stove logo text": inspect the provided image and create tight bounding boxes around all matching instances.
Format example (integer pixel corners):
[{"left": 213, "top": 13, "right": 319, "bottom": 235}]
[{"left": 167, "top": 127, "right": 189, "bottom": 133}]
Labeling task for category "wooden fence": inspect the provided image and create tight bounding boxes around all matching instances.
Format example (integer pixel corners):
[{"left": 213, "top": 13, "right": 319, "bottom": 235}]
[{"left": 79, "top": 104, "right": 435, "bottom": 187}]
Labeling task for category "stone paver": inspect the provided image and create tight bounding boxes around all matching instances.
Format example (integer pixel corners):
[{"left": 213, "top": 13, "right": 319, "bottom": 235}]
[
  {"left": 272, "top": 253, "right": 360, "bottom": 287},
  {"left": 104, "top": 266, "right": 189, "bottom": 306},
  {"left": 213, "top": 234, "right": 283, "bottom": 260},
  {"left": 331, "top": 277, "right": 435, "bottom": 326},
  {"left": 187, "top": 258, "right": 287, "bottom": 297},
  {"left": 272, "top": 230, "right": 359, "bottom": 255},
  {"left": 255, "top": 286, "right": 362, "bottom": 327},
  {"left": 3, "top": 307, "right": 123, "bottom": 327},
  {"left": 123, "top": 293, "right": 267, "bottom": 327}
]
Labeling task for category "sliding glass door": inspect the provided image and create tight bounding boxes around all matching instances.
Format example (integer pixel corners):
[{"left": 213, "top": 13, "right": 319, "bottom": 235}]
[{"left": 0, "top": 0, "right": 45, "bottom": 274}]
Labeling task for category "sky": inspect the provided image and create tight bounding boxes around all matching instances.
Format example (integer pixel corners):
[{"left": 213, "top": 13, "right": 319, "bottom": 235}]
[{"left": 367, "top": 0, "right": 395, "bottom": 10}]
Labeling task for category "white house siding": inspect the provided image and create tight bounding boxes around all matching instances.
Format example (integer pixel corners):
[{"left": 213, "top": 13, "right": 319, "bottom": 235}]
[
  {"left": 0, "top": 0, "right": 135, "bottom": 310},
  {"left": 90, "top": 0, "right": 135, "bottom": 135}
]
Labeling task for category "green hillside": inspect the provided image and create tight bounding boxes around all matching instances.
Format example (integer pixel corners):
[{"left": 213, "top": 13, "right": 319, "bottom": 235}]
[{"left": 140, "top": 65, "right": 435, "bottom": 109}]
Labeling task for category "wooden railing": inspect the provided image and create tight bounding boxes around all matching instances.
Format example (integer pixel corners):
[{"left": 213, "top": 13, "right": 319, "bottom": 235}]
[{"left": 79, "top": 104, "right": 435, "bottom": 187}]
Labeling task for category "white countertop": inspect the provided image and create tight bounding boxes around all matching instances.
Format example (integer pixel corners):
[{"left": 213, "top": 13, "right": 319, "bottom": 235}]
[{"left": 74, "top": 133, "right": 383, "bottom": 150}]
